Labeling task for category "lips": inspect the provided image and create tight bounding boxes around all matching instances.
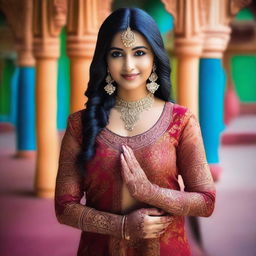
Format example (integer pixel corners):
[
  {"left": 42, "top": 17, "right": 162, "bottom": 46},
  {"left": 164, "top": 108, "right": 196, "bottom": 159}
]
[{"left": 122, "top": 73, "right": 139, "bottom": 81}]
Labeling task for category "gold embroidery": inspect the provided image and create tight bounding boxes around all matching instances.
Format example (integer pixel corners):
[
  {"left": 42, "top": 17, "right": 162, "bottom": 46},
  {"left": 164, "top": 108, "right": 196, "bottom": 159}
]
[{"left": 56, "top": 103, "right": 215, "bottom": 255}]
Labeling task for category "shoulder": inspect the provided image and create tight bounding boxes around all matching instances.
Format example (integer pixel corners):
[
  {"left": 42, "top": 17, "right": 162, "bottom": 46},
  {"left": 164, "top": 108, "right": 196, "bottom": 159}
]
[
  {"left": 166, "top": 102, "right": 195, "bottom": 139},
  {"left": 67, "top": 109, "right": 86, "bottom": 142},
  {"left": 68, "top": 109, "right": 86, "bottom": 127},
  {"left": 166, "top": 102, "right": 192, "bottom": 123},
  {"left": 68, "top": 109, "right": 85, "bottom": 124}
]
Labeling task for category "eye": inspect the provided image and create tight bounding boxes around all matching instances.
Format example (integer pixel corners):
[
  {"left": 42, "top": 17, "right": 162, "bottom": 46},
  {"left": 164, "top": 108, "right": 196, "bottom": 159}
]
[
  {"left": 135, "top": 50, "right": 146, "bottom": 56},
  {"left": 110, "top": 51, "right": 123, "bottom": 58}
]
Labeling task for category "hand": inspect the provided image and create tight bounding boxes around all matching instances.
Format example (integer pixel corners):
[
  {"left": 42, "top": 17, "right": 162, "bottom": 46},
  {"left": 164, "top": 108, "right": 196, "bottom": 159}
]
[
  {"left": 120, "top": 145, "right": 154, "bottom": 202},
  {"left": 125, "top": 208, "right": 173, "bottom": 240}
]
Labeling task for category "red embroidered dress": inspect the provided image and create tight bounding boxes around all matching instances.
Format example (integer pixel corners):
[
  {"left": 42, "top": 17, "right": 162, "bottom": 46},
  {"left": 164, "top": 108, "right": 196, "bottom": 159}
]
[{"left": 55, "top": 102, "right": 216, "bottom": 256}]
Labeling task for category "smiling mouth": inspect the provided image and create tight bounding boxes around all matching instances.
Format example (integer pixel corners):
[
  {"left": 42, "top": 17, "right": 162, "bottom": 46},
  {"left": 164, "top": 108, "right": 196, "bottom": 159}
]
[{"left": 122, "top": 73, "right": 139, "bottom": 81}]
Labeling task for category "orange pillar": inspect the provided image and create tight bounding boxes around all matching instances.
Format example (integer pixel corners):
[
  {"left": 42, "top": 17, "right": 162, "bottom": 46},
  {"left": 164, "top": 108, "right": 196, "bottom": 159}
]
[
  {"left": 33, "top": 0, "right": 67, "bottom": 198},
  {"left": 162, "top": 0, "right": 204, "bottom": 117},
  {"left": 67, "top": 0, "right": 112, "bottom": 113}
]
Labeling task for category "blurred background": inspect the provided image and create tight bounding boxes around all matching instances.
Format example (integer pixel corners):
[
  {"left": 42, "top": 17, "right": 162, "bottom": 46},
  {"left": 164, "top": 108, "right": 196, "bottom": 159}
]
[{"left": 0, "top": 0, "right": 256, "bottom": 255}]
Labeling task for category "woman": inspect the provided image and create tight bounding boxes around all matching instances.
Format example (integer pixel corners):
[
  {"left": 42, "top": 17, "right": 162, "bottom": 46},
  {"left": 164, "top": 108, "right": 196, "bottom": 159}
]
[{"left": 55, "top": 7, "right": 216, "bottom": 256}]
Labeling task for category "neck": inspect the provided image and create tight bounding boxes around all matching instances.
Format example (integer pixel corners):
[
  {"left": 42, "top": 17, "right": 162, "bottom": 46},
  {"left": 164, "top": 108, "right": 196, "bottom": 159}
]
[{"left": 117, "top": 87, "right": 149, "bottom": 102}]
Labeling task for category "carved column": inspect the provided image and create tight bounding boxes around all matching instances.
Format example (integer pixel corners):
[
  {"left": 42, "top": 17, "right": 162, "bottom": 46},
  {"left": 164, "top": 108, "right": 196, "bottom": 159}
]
[
  {"left": 33, "top": 0, "right": 67, "bottom": 198},
  {"left": 0, "top": 0, "right": 36, "bottom": 157},
  {"left": 199, "top": 0, "right": 251, "bottom": 181},
  {"left": 67, "top": 0, "right": 112, "bottom": 113},
  {"left": 162, "top": 0, "right": 205, "bottom": 116}
]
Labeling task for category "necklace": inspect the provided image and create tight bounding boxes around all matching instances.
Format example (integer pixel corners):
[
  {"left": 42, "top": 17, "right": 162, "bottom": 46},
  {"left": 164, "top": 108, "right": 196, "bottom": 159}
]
[{"left": 114, "top": 93, "right": 154, "bottom": 131}]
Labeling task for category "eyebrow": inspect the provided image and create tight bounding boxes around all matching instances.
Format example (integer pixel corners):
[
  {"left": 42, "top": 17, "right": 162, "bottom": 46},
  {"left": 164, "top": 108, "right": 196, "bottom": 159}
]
[{"left": 109, "top": 46, "right": 148, "bottom": 51}]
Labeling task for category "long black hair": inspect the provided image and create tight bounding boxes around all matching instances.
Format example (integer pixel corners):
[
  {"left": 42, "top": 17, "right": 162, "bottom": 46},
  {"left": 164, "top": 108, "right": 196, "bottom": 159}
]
[{"left": 80, "top": 7, "right": 172, "bottom": 166}]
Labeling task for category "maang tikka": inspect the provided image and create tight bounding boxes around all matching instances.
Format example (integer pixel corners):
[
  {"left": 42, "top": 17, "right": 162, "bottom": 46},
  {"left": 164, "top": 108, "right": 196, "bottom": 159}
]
[
  {"left": 146, "top": 64, "right": 160, "bottom": 94},
  {"left": 104, "top": 72, "right": 116, "bottom": 95},
  {"left": 121, "top": 26, "right": 136, "bottom": 47}
]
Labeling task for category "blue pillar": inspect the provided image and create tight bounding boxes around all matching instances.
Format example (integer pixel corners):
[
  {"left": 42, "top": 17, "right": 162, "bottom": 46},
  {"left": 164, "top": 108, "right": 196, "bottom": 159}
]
[
  {"left": 10, "top": 67, "right": 19, "bottom": 125},
  {"left": 199, "top": 59, "right": 225, "bottom": 180},
  {"left": 16, "top": 67, "right": 36, "bottom": 151}
]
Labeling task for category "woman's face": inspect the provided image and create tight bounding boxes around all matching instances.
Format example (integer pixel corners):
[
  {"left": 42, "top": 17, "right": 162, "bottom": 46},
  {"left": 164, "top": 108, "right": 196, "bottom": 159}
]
[{"left": 107, "top": 31, "right": 154, "bottom": 92}]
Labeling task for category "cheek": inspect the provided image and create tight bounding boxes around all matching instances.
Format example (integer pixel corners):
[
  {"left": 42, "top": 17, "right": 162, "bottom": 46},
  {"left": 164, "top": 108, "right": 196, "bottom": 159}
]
[
  {"left": 107, "top": 59, "right": 120, "bottom": 77},
  {"left": 139, "top": 57, "right": 154, "bottom": 75}
]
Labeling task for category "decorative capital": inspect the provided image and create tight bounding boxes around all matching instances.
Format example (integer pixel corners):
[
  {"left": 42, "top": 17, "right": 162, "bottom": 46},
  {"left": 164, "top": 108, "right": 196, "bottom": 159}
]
[
  {"left": 202, "top": 26, "right": 231, "bottom": 58},
  {"left": 33, "top": 0, "right": 67, "bottom": 59},
  {"left": 162, "top": 0, "right": 205, "bottom": 57},
  {"left": 0, "top": 0, "right": 35, "bottom": 66},
  {"left": 67, "top": 0, "right": 112, "bottom": 58},
  {"left": 201, "top": 0, "right": 252, "bottom": 58}
]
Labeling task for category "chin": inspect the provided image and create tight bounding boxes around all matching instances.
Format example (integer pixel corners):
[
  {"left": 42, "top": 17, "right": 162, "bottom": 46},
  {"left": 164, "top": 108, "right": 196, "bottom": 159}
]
[
  {"left": 118, "top": 82, "right": 146, "bottom": 90},
  {"left": 120, "top": 85, "right": 143, "bottom": 92}
]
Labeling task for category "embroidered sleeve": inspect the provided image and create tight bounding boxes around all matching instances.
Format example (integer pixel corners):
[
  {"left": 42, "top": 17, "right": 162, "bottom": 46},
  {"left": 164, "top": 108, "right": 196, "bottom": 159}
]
[
  {"left": 54, "top": 113, "right": 123, "bottom": 237},
  {"left": 142, "top": 112, "right": 216, "bottom": 217}
]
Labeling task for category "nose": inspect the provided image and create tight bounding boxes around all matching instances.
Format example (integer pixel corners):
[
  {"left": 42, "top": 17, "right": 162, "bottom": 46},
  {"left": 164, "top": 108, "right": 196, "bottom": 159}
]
[{"left": 123, "top": 55, "right": 135, "bottom": 72}]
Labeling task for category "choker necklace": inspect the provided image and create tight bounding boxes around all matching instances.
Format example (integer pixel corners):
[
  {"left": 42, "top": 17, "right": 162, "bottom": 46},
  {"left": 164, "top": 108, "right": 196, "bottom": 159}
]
[{"left": 114, "top": 93, "right": 154, "bottom": 131}]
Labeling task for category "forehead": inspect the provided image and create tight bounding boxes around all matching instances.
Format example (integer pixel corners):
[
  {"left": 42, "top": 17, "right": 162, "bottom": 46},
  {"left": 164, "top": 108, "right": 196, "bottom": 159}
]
[{"left": 110, "top": 31, "right": 150, "bottom": 48}]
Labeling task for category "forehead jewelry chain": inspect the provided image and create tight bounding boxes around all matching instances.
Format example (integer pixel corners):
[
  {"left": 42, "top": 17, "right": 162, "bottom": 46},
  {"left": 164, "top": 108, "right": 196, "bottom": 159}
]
[
  {"left": 114, "top": 93, "right": 154, "bottom": 131},
  {"left": 121, "top": 26, "right": 136, "bottom": 47}
]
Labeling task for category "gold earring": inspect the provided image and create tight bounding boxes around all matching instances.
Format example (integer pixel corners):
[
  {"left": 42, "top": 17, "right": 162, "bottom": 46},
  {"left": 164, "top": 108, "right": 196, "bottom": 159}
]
[
  {"left": 104, "top": 72, "right": 116, "bottom": 95},
  {"left": 146, "top": 64, "right": 159, "bottom": 94}
]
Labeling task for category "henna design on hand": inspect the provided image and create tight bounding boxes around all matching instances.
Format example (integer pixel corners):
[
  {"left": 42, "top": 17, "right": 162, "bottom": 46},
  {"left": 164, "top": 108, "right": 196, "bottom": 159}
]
[
  {"left": 124, "top": 208, "right": 173, "bottom": 240},
  {"left": 120, "top": 135, "right": 215, "bottom": 217},
  {"left": 121, "top": 145, "right": 154, "bottom": 201},
  {"left": 126, "top": 209, "right": 146, "bottom": 240}
]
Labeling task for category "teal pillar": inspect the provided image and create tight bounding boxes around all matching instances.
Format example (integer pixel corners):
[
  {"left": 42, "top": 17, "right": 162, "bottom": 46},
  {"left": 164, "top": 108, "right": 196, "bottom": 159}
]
[
  {"left": 0, "top": 59, "right": 16, "bottom": 123},
  {"left": 57, "top": 28, "right": 70, "bottom": 130},
  {"left": 199, "top": 59, "right": 225, "bottom": 181},
  {"left": 16, "top": 67, "right": 36, "bottom": 153}
]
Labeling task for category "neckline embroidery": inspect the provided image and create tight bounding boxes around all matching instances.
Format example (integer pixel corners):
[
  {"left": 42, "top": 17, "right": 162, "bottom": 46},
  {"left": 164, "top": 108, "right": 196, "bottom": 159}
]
[{"left": 97, "top": 102, "right": 173, "bottom": 151}]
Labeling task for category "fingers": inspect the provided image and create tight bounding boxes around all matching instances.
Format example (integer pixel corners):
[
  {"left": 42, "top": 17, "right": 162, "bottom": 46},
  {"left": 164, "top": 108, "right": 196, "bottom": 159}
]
[
  {"left": 144, "top": 223, "right": 169, "bottom": 233},
  {"left": 128, "top": 208, "right": 172, "bottom": 240},
  {"left": 120, "top": 153, "right": 132, "bottom": 182},
  {"left": 143, "top": 208, "right": 163, "bottom": 216},
  {"left": 142, "top": 209, "right": 173, "bottom": 238},
  {"left": 143, "top": 225, "right": 168, "bottom": 239},
  {"left": 125, "top": 146, "right": 139, "bottom": 167},
  {"left": 122, "top": 145, "right": 139, "bottom": 171},
  {"left": 147, "top": 216, "right": 173, "bottom": 225}
]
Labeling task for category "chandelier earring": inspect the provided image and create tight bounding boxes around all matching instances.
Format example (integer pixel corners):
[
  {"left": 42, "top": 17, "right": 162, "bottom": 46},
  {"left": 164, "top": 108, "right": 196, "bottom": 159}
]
[
  {"left": 104, "top": 71, "right": 116, "bottom": 95},
  {"left": 146, "top": 64, "right": 160, "bottom": 94}
]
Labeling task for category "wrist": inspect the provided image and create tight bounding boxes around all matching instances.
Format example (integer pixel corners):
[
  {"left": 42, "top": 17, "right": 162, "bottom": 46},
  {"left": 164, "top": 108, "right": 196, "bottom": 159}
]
[{"left": 143, "top": 183, "right": 160, "bottom": 204}]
